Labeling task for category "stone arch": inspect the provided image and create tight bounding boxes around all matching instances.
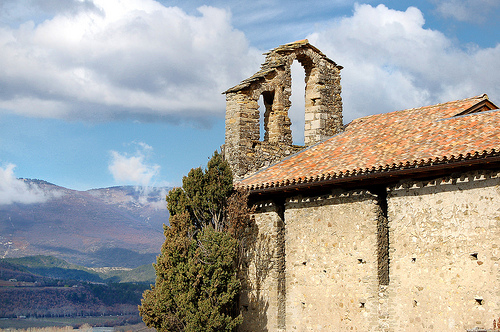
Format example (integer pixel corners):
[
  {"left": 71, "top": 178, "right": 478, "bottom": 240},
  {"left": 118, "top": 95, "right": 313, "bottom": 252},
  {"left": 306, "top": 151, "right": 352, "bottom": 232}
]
[{"left": 224, "top": 40, "right": 343, "bottom": 179}]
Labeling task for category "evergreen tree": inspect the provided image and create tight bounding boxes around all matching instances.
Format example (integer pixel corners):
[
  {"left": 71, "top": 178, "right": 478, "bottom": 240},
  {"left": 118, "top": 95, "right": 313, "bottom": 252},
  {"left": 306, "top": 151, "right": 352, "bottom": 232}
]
[{"left": 139, "top": 151, "right": 243, "bottom": 332}]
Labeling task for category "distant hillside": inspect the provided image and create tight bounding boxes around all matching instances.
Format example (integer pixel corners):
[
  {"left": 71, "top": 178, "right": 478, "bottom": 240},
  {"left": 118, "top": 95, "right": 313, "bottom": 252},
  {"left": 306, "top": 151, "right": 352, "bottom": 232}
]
[
  {"left": 93, "top": 263, "right": 156, "bottom": 283},
  {"left": 2, "top": 255, "right": 104, "bottom": 283},
  {"left": 0, "top": 180, "right": 171, "bottom": 268},
  {"left": 0, "top": 256, "right": 151, "bottom": 319},
  {"left": 1, "top": 255, "right": 155, "bottom": 283}
]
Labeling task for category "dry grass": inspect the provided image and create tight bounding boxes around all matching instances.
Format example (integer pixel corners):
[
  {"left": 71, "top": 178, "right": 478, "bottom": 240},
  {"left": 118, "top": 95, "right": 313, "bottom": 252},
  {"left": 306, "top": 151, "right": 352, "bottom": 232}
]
[{"left": 0, "top": 324, "right": 92, "bottom": 332}]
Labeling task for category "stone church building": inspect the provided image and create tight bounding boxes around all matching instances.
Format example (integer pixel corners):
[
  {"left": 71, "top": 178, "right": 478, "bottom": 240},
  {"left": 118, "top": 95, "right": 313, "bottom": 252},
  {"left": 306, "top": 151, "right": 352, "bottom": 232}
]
[{"left": 223, "top": 40, "right": 500, "bottom": 331}]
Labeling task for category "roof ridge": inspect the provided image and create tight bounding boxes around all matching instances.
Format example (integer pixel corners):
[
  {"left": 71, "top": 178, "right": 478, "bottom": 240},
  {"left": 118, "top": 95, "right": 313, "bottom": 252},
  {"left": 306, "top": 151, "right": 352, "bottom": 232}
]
[
  {"left": 401, "top": 94, "right": 489, "bottom": 113},
  {"left": 409, "top": 94, "right": 488, "bottom": 110},
  {"left": 352, "top": 94, "right": 490, "bottom": 123}
]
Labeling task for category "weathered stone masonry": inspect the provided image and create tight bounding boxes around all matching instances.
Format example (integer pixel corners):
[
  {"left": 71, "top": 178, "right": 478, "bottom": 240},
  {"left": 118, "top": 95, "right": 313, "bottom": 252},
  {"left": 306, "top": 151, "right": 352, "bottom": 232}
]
[
  {"left": 387, "top": 171, "right": 500, "bottom": 331},
  {"left": 239, "top": 171, "right": 500, "bottom": 332},
  {"left": 223, "top": 40, "right": 343, "bottom": 179},
  {"left": 224, "top": 41, "right": 500, "bottom": 331}
]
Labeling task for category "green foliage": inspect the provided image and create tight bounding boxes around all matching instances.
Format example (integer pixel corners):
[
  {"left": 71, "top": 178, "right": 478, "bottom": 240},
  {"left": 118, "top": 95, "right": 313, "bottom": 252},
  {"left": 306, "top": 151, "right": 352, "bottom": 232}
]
[
  {"left": 166, "top": 151, "right": 233, "bottom": 231},
  {"left": 140, "top": 151, "right": 243, "bottom": 332},
  {"left": 189, "top": 227, "right": 242, "bottom": 331},
  {"left": 139, "top": 213, "right": 197, "bottom": 332}
]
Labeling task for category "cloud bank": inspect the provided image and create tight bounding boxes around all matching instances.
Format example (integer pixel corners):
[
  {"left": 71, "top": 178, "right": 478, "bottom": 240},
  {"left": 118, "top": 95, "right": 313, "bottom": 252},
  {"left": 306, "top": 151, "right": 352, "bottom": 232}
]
[
  {"left": 0, "top": 0, "right": 259, "bottom": 123},
  {"left": 0, "top": 164, "right": 58, "bottom": 205},
  {"left": 0, "top": 1, "right": 498, "bottom": 127}
]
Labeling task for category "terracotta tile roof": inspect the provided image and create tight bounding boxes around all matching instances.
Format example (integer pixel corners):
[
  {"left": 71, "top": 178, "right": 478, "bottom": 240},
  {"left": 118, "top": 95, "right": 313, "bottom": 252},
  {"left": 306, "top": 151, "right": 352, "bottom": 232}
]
[{"left": 237, "top": 94, "right": 500, "bottom": 191}]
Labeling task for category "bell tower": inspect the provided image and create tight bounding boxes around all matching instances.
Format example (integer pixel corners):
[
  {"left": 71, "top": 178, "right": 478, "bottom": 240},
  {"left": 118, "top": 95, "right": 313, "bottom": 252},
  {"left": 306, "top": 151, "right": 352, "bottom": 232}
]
[{"left": 224, "top": 40, "right": 343, "bottom": 179}]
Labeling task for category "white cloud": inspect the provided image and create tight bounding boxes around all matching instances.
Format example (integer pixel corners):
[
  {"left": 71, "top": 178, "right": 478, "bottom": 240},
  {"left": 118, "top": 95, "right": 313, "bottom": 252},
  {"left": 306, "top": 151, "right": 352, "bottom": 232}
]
[
  {"left": 0, "top": 0, "right": 260, "bottom": 123},
  {"left": 0, "top": 164, "right": 58, "bottom": 205},
  {"left": 306, "top": 4, "right": 500, "bottom": 123},
  {"left": 109, "top": 142, "right": 160, "bottom": 186},
  {"left": 137, "top": 186, "right": 169, "bottom": 208}
]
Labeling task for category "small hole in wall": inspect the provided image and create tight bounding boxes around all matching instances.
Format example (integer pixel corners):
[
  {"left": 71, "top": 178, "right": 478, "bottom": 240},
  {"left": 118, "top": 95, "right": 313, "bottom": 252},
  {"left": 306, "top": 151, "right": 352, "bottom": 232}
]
[
  {"left": 411, "top": 257, "right": 416, "bottom": 263},
  {"left": 475, "top": 298, "right": 483, "bottom": 305},
  {"left": 413, "top": 300, "right": 418, "bottom": 307},
  {"left": 323, "top": 270, "right": 327, "bottom": 273},
  {"left": 470, "top": 253, "right": 478, "bottom": 260},
  {"left": 358, "top": 258, "right": 366, "bottom": 264},
  {"left": 302, "top": 261, "right": 307, "bottom": 266},
  {"left": 359, "top": 302, "right": 365, "bottom": 308},
  {"left": 242, "top": 305, "right": 249, "bottom": 311}
]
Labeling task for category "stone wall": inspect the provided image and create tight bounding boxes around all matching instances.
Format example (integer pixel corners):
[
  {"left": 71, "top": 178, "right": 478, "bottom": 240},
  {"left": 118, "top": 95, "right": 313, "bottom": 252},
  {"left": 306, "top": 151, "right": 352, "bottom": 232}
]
[
  {"left": 284, "top": 190, "right": 383, "bottom": 331},
  {"left": 224, "top": 40, "right": 343, "bottom": 179},
  {"left": 387, "top": 170, "right": 500, "bottom": 331},
  {"left": 241, "top": 169, "right": 500, "bottom": 331},
  {"left": 239, "top": 201, "right": 284, "bottom": 332}
]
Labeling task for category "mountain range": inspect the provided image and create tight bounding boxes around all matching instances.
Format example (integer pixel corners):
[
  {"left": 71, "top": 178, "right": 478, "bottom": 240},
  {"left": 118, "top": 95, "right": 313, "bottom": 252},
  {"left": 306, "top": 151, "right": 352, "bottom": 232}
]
[{"left": 0, "top": 180, "right": 170, "bottom": 268}]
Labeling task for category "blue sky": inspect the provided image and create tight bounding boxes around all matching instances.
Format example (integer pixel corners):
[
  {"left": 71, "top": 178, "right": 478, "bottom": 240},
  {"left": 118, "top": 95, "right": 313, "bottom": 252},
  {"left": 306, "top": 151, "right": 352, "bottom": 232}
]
[{"left": 0, "top": 0, "right": 499, "bottom": 201}]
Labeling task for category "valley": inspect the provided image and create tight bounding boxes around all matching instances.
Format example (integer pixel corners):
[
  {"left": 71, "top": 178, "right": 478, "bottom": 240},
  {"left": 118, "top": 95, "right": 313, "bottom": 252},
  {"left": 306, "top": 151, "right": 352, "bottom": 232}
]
[
  {"left": 0, "top": 255, "right": 156, "bottom": 328},
  {"left": 0, "top": 181, "right": 172, "bottom": 329}
]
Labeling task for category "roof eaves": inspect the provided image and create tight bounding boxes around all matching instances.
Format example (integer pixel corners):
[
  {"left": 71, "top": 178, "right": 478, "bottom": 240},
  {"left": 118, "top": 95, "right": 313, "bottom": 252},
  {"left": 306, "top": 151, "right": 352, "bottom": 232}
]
[{"left": 241, "top": 149, "right": 500, "bottom": 194}]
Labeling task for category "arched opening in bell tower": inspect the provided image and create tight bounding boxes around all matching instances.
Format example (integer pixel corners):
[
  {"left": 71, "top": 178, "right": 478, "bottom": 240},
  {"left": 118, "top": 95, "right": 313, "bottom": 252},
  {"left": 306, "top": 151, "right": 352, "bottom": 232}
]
[
  {"left": 289, "top": 60, "right": 307, "bottom": 146},
  {"left": 258, "top": 90, "right": 275, "bottom": 142}
]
